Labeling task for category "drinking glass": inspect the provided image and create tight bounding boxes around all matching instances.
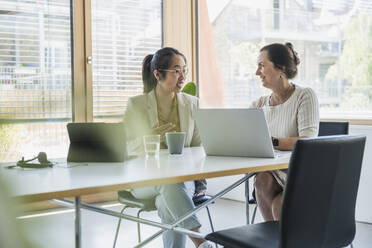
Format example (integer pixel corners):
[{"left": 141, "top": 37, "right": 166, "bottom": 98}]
[{"left": 143, "top": 134, "right": 160, "bottom": 157}]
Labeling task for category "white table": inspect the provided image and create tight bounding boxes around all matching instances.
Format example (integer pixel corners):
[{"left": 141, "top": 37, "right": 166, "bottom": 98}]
[{"left": 0, "top": 147, "right": 291, "bottom": 247}]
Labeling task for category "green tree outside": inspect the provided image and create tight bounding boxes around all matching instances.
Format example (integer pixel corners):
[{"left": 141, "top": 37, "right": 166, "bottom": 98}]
[{"left": 325, "top": 14, "right": 372, "bottom": 110}]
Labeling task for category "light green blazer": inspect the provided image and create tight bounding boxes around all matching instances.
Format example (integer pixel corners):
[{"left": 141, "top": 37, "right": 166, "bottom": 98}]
[
  {"left": 123, "top": 89, "right": 201, "bottom": 154},
  {"left": 123, "top": 89, "right": 206, "bottom": 194}
]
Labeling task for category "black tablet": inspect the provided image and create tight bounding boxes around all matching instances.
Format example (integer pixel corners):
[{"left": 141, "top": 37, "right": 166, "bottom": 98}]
[{"left": 67, "top": 122, "right": 127, "bottom": 162}]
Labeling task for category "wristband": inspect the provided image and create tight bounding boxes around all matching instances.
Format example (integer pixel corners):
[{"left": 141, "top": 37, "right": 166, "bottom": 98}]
[{"left": 272, "top": 137, "right": 279, "bottom": 147}]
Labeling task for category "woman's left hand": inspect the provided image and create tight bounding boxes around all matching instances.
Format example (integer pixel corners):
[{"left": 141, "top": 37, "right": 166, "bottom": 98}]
[{"left": 193, "top": 192, "right": 205, "bottom": 199}]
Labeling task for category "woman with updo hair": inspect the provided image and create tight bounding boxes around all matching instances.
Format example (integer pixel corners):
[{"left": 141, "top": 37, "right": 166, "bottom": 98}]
[
  {"left": 123, "top": 47, "right": 213, "bottom": 248},
  {"left": 252, "top": 42, "right": 319, "bottom": 221}
]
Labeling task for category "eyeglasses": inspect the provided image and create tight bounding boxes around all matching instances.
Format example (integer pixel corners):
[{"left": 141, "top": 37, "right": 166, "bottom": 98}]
[{"left": 159, "top": 67, "right": 189, "bottom": 76}]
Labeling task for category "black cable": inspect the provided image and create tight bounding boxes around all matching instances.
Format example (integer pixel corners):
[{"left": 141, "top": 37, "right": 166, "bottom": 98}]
[{"left": 6, "top": 152, "right": 54, "bottom": 169}]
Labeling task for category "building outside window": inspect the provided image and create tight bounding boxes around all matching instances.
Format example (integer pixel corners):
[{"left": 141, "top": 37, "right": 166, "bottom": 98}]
[{"left": 198, "top": 0, "right": 372, "bottom": 120}]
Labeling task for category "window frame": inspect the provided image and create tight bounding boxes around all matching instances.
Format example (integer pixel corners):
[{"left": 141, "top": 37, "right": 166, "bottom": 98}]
[{"left": 72, "top": 0, "right": 92, "bottom": 122}]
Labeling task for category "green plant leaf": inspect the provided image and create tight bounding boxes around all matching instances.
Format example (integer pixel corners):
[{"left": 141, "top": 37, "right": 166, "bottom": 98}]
[{"left": 182, "top": 82, "right": 196, "bottom": 96}]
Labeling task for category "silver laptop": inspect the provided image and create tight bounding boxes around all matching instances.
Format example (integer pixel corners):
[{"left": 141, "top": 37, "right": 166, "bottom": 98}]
[{"left": 195, "top": 108, "right": 275, "bottom": 158}]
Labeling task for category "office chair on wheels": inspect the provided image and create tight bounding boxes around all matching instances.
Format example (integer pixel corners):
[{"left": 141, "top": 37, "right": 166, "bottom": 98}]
[
  {"left": 113, "top": 190, "right": 217, "bottom": 247},
  {"left": 207, "top": 135, "right": 366, "bottom": 248},
  {"left": 248, "top": 121, "right": 349, "bottom": 224}
]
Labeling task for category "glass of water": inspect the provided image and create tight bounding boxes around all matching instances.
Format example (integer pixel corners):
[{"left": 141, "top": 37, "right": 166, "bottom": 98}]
[{"left": 143, "top": 134, "right": 160, "bottom": 157}]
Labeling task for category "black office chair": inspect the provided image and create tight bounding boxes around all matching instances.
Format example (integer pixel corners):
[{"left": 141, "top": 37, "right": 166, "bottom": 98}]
[
  {"left": 113, "top": 191, "right": 216, "bottom": 247},
  {"left": 206, "top": 135, "right": 366, "bottom": 248},
  {"left": 318, "top": 121, "right": 349, "bottom": 136},
  {"left": 249, "top": 121, "right": 350, "bottom": 224}
]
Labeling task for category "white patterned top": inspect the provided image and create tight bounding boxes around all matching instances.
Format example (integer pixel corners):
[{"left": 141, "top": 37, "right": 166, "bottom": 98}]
[
  {"left": 251, "top": 84, "right": 320, "bottom": 187},
  {"left": 251, "top": 84, "right": 319, "bottom": 139}
]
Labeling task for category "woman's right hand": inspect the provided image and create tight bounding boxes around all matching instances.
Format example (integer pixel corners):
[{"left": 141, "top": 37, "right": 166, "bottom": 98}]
[{"left": 152, "top": 123, "right": 176, "bottom": 138}]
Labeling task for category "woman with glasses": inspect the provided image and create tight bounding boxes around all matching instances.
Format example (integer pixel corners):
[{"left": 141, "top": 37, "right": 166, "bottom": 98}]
[
  {"left": 123, "top": 47, "right": 213, "bottom": 248},
  {"left": 252, "top": 42, "right": 319, "bottom": 222}
]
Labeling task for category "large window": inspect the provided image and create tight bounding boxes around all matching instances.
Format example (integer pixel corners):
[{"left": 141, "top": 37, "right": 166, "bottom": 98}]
[
  {"left": 198, "top": 0, "right": 372, "bottom": 119},
  {"left": 0, "top": 0, "right": 163, "bottom": 162},
  {"left": 91, "top": 0, "right": 162, "bottom": 121},
  {"left": 0, "top": 0, "right": 72, "bottom": 162}
]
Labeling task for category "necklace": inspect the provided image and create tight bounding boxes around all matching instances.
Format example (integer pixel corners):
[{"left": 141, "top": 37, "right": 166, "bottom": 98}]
[{"left": 269, "top": 84, "right": 294, "bottom": 106}]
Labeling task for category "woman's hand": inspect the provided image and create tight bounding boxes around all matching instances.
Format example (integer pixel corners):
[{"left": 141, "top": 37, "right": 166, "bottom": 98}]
[
  {"left": 152, "top": 123, "right": 176, "bottom": 138},
  {"left": 273, "top": 136, "right": 307, "bottom": 151},
  {"left": 193, "top": 192, "right": 205, "bottom": 199}
]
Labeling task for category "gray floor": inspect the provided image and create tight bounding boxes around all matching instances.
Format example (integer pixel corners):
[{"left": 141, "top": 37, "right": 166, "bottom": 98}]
[{"left": 20, "top": 199, "right": 372, "bottom": 248}]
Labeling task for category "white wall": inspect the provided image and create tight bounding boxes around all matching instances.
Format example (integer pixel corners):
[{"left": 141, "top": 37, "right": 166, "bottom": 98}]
[
  {"left": 206, "top": 125, "right": 372, "bottom": 223},
  {"left": 350, "top": 125, "right": 372, "bottom": 223}
]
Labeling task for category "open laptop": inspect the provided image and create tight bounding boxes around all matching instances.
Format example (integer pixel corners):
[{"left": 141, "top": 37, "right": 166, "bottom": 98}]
[
  {"left": 195, "top": 108, "right": 275, "bottom": 158},
  {"left": 67, "top": 122, "right": 127, "bottom": 162}
]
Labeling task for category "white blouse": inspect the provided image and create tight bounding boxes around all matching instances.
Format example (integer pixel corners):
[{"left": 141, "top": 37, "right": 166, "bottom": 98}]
[
  {"left": 251, "top": 84, "right": 319, "bottom": 139},
  {"left": 250, "top": 84, "right": 320, "bottom": 187}
]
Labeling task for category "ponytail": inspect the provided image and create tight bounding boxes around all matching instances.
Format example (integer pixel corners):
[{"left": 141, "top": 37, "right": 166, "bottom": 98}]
[{"left": 142, "top": 54, "right": 157, "bottom": 93}]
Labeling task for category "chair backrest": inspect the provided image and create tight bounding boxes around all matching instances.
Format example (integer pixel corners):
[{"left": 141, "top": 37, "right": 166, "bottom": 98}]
[
  {"left": 318, "top": 121, "right": 349, "bottom": 136},
  {"left": 280, "top": 135, "right": 366, "bottom": 248}
]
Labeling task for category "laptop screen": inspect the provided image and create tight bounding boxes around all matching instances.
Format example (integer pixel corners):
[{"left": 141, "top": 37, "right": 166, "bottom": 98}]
[{"left": 195, "top": 108, "right": 275, "bottom": 158}]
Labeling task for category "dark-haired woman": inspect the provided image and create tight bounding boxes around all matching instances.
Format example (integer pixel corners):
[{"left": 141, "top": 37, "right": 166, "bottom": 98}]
[
  {"left": 123, "top": 47, "right": 213, "bottom": 248},
  {"left": 252, "top": 43, "right": 319, "bottom": 221}
]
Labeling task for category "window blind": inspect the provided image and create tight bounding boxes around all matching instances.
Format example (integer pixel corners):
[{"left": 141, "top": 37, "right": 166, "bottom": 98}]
[
  {"left": 0, "top": 0, "right": 72, "bottom": 120},
  {"left": 91, "top": 0, "right": 162, "bottom": 120},
  {"left": 0, "top": 0, "right": 72, "bottom": 162}
]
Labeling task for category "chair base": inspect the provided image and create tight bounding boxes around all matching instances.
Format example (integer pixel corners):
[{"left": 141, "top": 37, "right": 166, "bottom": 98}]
[{"left": 113, "top": 192, "right": 217, "bottom": 247}]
